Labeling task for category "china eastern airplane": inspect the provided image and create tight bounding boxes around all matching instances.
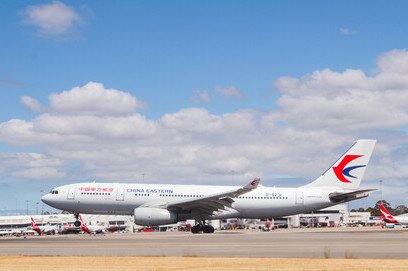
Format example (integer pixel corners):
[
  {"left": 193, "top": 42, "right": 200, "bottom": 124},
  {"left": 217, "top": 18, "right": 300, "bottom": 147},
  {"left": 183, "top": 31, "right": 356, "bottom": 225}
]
[
  {"left": 379, "top": 204, "right": 408, "bottom": 225},
  {"left": 42, "top": 139, "right": 376, "bottom": 234}
]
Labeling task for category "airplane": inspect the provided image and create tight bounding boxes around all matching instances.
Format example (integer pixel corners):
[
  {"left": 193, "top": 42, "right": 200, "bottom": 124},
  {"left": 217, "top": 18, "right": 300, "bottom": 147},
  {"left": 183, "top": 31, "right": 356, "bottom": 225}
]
[
  {"left": 42, "top": 139, "right": 376, "bottom": 234},
  {"left": 78, "top": 215, "right": 106, "bottom": 234},
  {"left": 30, "top": 217, "right": 58, "bottom": 235},
  {"left": 379, "top": 204, "right": 408, "bottom": 226}
]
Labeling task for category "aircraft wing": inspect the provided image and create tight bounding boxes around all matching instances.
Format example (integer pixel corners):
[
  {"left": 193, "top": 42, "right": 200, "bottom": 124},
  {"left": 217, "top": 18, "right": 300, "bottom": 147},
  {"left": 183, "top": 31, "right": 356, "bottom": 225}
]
[{"left": 142, "top": 178, "right": 260, "bottom": 216}]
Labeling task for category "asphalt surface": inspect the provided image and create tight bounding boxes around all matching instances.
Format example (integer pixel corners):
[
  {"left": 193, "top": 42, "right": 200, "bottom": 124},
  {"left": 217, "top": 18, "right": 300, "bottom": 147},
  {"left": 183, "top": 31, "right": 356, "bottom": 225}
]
[{"left": 1, "top": 228, "right": 407, "bottom": 258}]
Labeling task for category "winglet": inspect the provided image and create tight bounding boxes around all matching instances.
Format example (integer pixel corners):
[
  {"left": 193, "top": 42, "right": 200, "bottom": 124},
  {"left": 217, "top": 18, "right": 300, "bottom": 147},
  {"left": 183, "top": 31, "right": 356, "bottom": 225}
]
[{"left": 244, "top": 177, "right": 260, "bottom": 189}]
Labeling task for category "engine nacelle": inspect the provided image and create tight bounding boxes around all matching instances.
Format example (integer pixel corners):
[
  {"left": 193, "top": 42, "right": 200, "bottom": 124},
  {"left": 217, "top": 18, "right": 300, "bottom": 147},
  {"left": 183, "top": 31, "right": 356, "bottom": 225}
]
[{"left": 134, "top": 207, "right": 177, "bottom": 226}]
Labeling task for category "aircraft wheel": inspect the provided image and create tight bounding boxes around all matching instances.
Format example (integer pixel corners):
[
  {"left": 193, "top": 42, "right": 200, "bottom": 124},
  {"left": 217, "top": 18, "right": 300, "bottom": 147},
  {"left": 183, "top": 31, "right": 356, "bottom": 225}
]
[
  {"left": 202, "top": 225, "right": 215, "bottom": 234},
  {"left": 191, "top": 225, "right": 201, "bottom": 234},
  {"left": 74, "top": 220, "right": 81, "bottom": 227}
]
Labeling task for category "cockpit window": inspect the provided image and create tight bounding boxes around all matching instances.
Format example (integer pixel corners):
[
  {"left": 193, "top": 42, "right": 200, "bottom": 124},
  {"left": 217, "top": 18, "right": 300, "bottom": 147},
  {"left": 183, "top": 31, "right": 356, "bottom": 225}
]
[{"left": 50, "top": 190, "right": 59, "bottom": 194}]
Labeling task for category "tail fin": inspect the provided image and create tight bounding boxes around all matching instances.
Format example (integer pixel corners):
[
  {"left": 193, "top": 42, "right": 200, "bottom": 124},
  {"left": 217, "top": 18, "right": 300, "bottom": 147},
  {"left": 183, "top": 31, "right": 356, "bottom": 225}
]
[
  {"left": 79, "top": 214, "right": 90, "bottom": 233},
  {"left": 30, "top": 217, "right": 37, "bottom": 227},
  {"left": 303, "top": 139, "right": 376, "bottom": 190},
  {"left": 30, "top": 217, "right": 41, "bottom": 234},
  {"left": 380, "top": 204, "right": 398, "bottom": 223}
]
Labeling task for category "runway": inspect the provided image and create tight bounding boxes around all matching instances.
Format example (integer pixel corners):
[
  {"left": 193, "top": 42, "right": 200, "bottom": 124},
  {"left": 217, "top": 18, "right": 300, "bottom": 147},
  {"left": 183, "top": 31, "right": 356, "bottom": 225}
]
[{"left": 1, "top": 228, "right": 407, "bottom": 259}]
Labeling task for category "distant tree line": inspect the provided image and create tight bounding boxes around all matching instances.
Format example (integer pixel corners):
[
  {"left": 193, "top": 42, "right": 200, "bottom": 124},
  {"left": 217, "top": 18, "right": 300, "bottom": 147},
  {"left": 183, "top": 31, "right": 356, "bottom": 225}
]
[{"left": 351, "top": 200, "right": 408, "bottom": 216}]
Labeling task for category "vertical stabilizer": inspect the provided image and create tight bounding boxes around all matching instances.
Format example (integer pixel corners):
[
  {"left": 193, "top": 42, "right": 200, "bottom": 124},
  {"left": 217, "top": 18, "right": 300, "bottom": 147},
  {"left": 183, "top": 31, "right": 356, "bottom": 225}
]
[
  {"left": 30, "top": 217, "right": 37, "bottom": 227},
  {"left": 380, "top": 204, "right": 398, "bottom": 223},
  {"left": 303, "top": 139, "right": 376, "bottom": 190},
  {"left": 79, "top": 214, "right": 90, "bottom": 233},
  {"left": 30, "top": 217, "right": 41, "bottom": 234}
]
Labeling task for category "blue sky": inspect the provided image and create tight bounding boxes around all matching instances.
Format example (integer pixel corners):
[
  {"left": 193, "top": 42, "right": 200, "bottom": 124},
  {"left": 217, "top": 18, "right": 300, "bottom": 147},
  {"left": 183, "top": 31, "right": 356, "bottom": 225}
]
[
  {"left": 2, "top": 1, "right": 408, "bottom": 119},
  {"left": 1, "top": 1, "right": 408, "bottom": 213}
]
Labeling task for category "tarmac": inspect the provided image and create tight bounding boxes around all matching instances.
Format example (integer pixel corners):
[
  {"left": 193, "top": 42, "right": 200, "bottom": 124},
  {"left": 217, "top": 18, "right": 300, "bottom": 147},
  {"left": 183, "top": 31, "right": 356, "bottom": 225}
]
[{"left": 1, "top": 227, "right": 407, "bottom": 259}]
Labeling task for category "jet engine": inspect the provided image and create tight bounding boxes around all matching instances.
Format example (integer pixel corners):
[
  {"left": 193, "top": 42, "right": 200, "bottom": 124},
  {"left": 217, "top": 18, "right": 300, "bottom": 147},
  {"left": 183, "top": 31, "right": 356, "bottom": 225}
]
[{"left": 134, "top": 207, "right": 177, "bottom": 226}]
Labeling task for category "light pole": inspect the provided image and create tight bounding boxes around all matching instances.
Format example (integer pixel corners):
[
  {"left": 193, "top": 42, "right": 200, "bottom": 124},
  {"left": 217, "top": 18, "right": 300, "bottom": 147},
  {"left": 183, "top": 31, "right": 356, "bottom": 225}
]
[
  {"left": 39, "top": 190, "right": 44, "bottom": 215},
  {"left": 379, "top": 180, "right": 383, "bottom": 205}
]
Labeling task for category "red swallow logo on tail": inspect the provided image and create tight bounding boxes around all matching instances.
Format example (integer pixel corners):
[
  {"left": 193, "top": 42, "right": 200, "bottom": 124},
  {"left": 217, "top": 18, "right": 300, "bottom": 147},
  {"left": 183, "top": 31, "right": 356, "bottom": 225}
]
[{"left": 333, "top": 155, "right": 366, "bottom": 183}]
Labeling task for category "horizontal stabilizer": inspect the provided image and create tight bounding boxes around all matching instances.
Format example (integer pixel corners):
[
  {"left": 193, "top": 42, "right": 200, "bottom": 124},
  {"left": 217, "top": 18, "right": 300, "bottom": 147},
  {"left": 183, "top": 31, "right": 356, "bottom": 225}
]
[{"left": 329, "top": 189, "right": 376, "bottom": 203}]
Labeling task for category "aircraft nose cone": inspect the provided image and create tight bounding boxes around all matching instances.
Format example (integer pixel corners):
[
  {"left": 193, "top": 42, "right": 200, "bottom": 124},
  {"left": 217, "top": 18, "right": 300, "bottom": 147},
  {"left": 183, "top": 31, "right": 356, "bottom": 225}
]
[{"left": 41, "top": 194, "right": 50, "bottom": 205}]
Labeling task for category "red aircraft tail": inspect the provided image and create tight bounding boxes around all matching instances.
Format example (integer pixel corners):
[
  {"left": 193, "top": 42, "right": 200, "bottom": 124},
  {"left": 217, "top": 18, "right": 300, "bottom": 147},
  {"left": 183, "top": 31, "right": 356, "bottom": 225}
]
[
  {"left": 30, "top": 217, "right": 41, "bottom": 234},
  {"left": 379, "top": 204, "right": 398, "bottom": 223},
  {"left": 79, "top": 215, "right": 91, "bottom": 234}
]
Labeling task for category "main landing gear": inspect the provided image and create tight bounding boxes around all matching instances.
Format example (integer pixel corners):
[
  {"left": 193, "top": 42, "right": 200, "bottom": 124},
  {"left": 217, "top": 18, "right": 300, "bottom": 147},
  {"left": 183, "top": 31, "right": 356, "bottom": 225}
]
[
  {"left": 191, "top": 222, "right": 215, "bottom": 234},
  {"left": 74, "top": 213, "right": 81, "bottom": 227}
]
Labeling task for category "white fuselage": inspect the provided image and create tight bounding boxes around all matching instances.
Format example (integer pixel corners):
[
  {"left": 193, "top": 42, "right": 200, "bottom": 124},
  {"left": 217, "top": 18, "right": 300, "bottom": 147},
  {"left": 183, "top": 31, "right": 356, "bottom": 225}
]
[
  {"left": 392, "top": 215, "right": 408, "bottom": 225},
  {"left": 42, "top": 182, "right": 340, "bottom": 220},
  {"left": 40, "top": 225, "right": 58, "bottom": 233}
]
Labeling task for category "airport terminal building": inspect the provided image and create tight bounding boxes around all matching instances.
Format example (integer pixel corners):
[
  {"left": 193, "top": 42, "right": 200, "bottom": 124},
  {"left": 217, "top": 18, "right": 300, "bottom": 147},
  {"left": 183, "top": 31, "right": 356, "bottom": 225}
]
[{"left": 0, "top": 214, "right": 134, "bottom": 233}]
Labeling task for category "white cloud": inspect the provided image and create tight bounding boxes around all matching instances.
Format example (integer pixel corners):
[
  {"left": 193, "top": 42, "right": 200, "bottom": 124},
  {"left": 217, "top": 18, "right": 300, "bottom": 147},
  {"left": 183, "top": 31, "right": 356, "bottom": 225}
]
[
  {"left": 161, "top": 108, "right": 223, "bottom": 134},
  {"left": 191, "top": 90, "right": 210, "bottom": 103},
  {"left": 377, "top": 49, "right": 408, "bottom": 75},
  {"left": 214, "top": 86, "right": 244, "bottom": 98},
  {"left": 21, "top": 96, "right": 44, "bottom": 112},
  {"left": 339, "top": 28, "right": 358, "bottom": 35},
  {"left": 11, "top": 167, "right": 66, "bottom": 180},
  {"left": 49, "top": 82, "right": 145, "bottom": 116},
  {"left": 271, "top": 63, "right": 408, "bottom": 131},
  {"left": 22, "top": 1, "right": 82, "bottom": 36},
  {"left": 0, "top": 153, "right": 65, "bottom": 180}
]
